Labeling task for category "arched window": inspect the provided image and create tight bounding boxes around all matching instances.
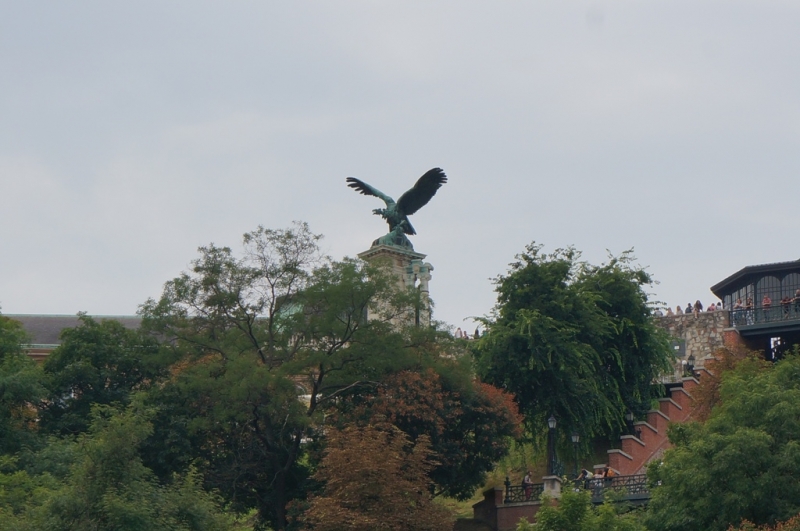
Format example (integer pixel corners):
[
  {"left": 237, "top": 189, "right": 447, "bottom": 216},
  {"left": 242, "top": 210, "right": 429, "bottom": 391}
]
[
  {"left": 783, "top": 273, "right": 800, "bottom": 299},
  {"left": 757, "top": 276, "right": 781, "bottom": 302},
  {"left": 732, "top": 284, "right": 753, "bottom": 306}
]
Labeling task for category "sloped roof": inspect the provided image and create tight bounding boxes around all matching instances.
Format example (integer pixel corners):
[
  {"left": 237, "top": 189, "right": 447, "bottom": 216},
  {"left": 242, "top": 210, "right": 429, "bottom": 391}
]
[
  {"left": 710, "top": 259, "right": 800, "bottom": 298},
  {"left": 6, "top": 314, "right": 141, "bottom": 346}
]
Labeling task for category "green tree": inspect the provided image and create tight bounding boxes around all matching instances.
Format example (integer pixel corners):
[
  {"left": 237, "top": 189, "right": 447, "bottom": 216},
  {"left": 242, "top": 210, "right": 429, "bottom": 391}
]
[
  {"left": 139, "top": 223, "right": 425, "bottom": 530},
  {"left": 645, "top": 354, "right": 800, "bottom": 531},
  {"left": 0, "top": 456, "right": 60, "bottom": 531},
  {"left": 0, "top": 314, "right": 28, "bottom": 358},
  {"left": 581, "top": 254, "right": 673, "bottom": 420},
  {"left": 0, "top": 315, "right": 46, "bottom": 455},
  {"left": 473, "top": 245, "right": 671, "bottom": 445},
  {"left": 40, "top": 315, "right": 168, "bottom": 436},
  {"left": 515, "top": 488, "right": 645, "bottom": 531},
  {"left": 1, "top": 403, "right": 229, "bottom": 531}
]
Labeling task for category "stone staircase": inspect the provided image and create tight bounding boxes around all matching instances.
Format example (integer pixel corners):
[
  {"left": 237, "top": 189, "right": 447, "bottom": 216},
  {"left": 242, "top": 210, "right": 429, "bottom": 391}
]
[{"left": 607, "top": 371, "right": 707, "bottom": 476}]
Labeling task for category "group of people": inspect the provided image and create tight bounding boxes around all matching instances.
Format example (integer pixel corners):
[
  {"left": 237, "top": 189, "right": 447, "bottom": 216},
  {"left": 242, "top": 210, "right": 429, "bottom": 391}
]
[
  {"left": 454, "top": 327, "right": 481, "bottom": 340},
  {"left": 656, "top": 288, "right": 800, "bottom": 324},
  {"left": 519, "top": 466, "right": 617, "bottom": 500},
  {"left": 659, "top": 300, "right": 722, "bottom": 317},
  {"left": 731, "top": 288, "right": 800, "bottom": 323},
  {"left": 576, "top": 467, "right": 617, "bottom": 490}
]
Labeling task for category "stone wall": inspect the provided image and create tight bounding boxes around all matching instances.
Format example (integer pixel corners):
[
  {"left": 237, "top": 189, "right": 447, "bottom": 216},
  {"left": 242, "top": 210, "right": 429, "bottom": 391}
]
[{"left": 656, "top": 311, "right": 729, "bottom": 368}]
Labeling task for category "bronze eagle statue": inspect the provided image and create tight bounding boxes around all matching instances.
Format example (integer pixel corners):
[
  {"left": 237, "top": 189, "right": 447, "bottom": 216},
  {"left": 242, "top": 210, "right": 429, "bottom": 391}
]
[{"left": 346, "top": 168, "right": 447, "bottom": 236}]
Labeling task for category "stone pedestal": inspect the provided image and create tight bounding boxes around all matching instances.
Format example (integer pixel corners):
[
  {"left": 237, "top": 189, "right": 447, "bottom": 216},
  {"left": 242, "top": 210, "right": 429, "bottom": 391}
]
[
  {"left": 358, "top": 244, "right": 433, "bottom": 327},
  {"left": 542, "top": 476, "right": 562, "bottom": 499}
]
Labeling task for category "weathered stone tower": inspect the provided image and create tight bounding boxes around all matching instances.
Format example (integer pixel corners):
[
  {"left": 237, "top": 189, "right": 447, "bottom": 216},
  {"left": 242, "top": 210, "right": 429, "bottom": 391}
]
[
  {"left": 358, "top": 242, "right": 433, "bottom": 327},
  {"left": 344, "top": 167, "right": 447, "bottom": 327}
]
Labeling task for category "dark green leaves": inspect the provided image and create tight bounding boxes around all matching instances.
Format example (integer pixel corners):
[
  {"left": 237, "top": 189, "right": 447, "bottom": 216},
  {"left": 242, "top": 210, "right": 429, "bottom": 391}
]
[{"left": 474, "top": 244, "right": 671, "bottom": 446}]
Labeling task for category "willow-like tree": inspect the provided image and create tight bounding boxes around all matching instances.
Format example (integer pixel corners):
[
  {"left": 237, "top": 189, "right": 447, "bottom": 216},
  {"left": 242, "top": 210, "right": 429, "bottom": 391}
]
[{"left": 473, "top": 244, "right": 672, "bottom": 446}]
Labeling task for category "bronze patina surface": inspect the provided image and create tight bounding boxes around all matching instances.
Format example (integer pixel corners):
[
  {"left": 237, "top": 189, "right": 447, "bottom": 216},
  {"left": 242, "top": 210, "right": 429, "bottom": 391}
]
[{"left": 346, "top": 167, "right": 447, "bottom": 250}]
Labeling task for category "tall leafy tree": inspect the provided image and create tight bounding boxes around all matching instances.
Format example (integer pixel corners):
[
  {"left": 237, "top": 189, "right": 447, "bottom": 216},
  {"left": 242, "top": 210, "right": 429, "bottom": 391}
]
[
  {"left": 473, "top": 245, "right": 672, "bottom": 445},
  {"left": 0, "top": 314, "right": 46, "bottom": 455},
  {"left": 40, "top": 315, "right": 167, "bottom": 436},
  {"left": 139, "top": 223, "right": 423, "bottom": 530},
  {"left": 645, "top": 354, "right": 800, "bottom": 531},
  {"left": 578, "top": 253, "right": 673, "bottom": 420}
]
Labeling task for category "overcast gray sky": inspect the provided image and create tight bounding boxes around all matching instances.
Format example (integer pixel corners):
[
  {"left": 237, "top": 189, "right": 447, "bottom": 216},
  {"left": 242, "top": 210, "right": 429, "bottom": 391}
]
[{"left": 2, "top": 1, "right": 799, "bottom": 328}]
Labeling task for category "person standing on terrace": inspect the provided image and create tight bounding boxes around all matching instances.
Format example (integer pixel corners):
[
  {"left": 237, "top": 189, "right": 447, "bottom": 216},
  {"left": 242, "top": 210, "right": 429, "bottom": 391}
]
[
  {"left": 522, "top": 472, "right": 533, "bottom": 501},
  {"left": 781, "top": 296, "right": 791, "bottom": 319},
  {"left": 733, "top": 298, "right": 744, "bottom": 325}
]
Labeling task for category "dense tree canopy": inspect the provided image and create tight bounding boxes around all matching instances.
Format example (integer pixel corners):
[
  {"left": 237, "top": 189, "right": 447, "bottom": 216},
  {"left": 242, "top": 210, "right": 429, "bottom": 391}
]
[
  {"left": 0, "top": 314, "right": 28, "bottom": 358},
  {"left": 0, "top": 224, "right": 529, "bottom": 531},
  {"left": 0, "top": 403, "right": 228, "bottom": 531},
  {"left": 332, "top": 367, "right": 521, "bottom": 500},
  {"left": 516, "top": 488, "right": 646, "bottom": 531},
  {"left": 645, "top": 353, "right": 800, "bottom": 531},
  {"left": 0, "top": 315, "right": 45, "bottom": 455},
  {"left": 40, "top": 315, "right": 168, "bottom": 436},
  {"left": 473, "top": 245, "right": 672, "bottom": 447},
  {"left": 302, "top": 424, "right": 452, "bottom": 531},
  {"left": 138, "top": 223, "right": 464, "bottom": 530}
]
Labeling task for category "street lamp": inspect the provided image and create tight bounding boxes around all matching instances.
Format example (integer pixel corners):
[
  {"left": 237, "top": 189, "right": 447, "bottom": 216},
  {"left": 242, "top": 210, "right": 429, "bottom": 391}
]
[
  {"left": 547, "top": 415, "right": 557, "bottom": 475},
  {"left": 571, "top": 431, "right": 580, "bottom": 478},
  {"left": 686, "top": 354, "right": 695, "bottom": 377},
  {"left": 625, "top": 410, "right": 635, "bottom": 435}
]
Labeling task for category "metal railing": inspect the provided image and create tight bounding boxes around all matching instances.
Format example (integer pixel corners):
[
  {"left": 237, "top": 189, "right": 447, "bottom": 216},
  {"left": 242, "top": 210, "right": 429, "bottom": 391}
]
[
  {"left": 730, "top": 305, "right": 800, "bottom": 327},
  {"left": 503, "top": 474, "right": 650, "bottom": 504},
  {"left": 504, "top": 482, "right": 545, "bottom": 503},
  {"left": 574, "top": 474, "right": 650, "bottom": 502}
]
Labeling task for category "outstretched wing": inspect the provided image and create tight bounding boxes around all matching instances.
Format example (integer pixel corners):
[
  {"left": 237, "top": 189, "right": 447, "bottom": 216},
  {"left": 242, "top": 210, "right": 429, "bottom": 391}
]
[
  {"left": 345, "top": 177, "right": 395, "bottom": 205},
  {"left": 396, "top": 168, "right": 447, "bottom": 216}
]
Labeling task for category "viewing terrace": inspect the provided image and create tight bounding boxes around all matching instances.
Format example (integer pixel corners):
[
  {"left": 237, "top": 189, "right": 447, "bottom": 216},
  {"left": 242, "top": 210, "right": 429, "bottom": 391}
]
[{"left": 711, "top": 259, "right": 800, "bottom": 358}]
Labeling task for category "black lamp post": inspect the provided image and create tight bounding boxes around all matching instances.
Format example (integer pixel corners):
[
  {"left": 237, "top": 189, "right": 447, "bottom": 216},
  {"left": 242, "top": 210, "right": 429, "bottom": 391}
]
[
  {"left": 686, "top": 354, "right": 695, "bottom": 377},
  {"left": 571, "top": 431, "right": 580, "bottom": 478},
  {"left": 547, "top": 415, "right": 557, "bottom": 476},
  {"left": 625, "top": 410, "right": 635, "bottom": 435}
]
